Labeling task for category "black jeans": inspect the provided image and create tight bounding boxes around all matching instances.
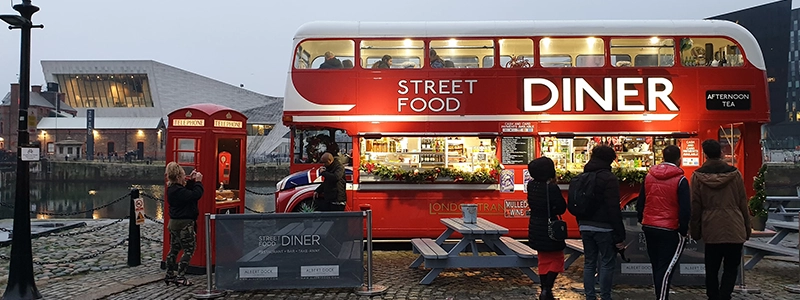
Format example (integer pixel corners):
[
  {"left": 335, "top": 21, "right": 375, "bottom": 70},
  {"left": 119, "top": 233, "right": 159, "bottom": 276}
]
[
  {"left": 314, "top": 200, "right": 345, "bottom": 212},
  {"left": 643, "top": 227, "right": 686, "bottom": 300},
  {"left": 704, "top": 243, "right": 743, "bottom": 300}
]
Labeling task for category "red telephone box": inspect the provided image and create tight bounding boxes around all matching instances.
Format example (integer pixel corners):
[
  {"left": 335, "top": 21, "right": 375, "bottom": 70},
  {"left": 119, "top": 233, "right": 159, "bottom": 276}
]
[{"left": 162, "top": 103, "right": 247, "bottom": 274}]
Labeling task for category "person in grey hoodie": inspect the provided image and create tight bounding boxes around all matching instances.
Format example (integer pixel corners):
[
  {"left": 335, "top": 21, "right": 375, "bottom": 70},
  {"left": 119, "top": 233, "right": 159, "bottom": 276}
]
[{"left": 690, "top": 139, "right": 750, "bottom": 300}]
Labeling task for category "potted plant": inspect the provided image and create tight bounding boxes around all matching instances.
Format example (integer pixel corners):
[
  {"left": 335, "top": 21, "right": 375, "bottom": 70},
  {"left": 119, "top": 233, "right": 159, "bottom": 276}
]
[
  {"left": 748, "top": 164, "right": 768, "bottom": 231},
  {"left": 298, "top": 202, "right": 316, "bottom": 228},
  {"left": 299, "top": 202, "right": 316, "bottom": 213}
]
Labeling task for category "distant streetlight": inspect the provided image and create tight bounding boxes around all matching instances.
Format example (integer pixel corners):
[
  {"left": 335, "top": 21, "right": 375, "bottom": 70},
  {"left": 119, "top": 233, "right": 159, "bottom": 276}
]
[{"left": 1, "top": 1, "right": 43, "bottom": 299}]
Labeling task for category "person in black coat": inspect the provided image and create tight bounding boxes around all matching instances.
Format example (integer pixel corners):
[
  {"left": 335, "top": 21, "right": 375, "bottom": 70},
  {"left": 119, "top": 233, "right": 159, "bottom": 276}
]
[
  {"left": 527, "top": 157, "right": 566, "bottom": 300},
  {"left": 314, "top": 152, "right": 346, "bottom": 211},
  {"left": 319, "top": 51, "right": 343, "bottom": 69},
  {"left": 576, "top": 145, "right": 625, "bottom": 300},
  {"left": 164, "top": 162, "right": 203, "bottom": 286}
]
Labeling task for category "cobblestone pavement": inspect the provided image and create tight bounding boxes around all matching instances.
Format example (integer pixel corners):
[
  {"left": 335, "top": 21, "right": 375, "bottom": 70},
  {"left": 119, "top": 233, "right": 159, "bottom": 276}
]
[
  {"left": 0, "top": 219, "right": 164, "bottom": 285},
  {"left": 105, "top": 251, "right": 798, "bottom": 300},
  {"left": 0, "top": 219, "right": 797, "bottom": 299}
]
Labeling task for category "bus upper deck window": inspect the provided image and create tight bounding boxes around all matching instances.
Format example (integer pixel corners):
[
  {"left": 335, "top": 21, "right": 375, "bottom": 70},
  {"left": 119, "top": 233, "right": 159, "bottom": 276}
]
[
  {"left": 540, "top": 37, "right": 604, "bottom": 68},
  {"left": 610, "top": 38, "right": 675, "bottom": 67},
  {"left": 429, "top": 39, "right": 493, "bottom": 68},
  {"left": 360, "top": 40, "right": 423, "bottom": 69},
  {"left": 680, "top": 37, "right": 744, "bottom": 67},
  {"left": 294, "top": 39, "right": 355, "bottom": 70},
  {"left": 499, "top": 38, "right": 533, "bottom": 68}
]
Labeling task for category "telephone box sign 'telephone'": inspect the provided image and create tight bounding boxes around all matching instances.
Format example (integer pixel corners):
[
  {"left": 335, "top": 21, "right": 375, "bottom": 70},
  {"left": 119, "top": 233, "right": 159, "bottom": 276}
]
[{"left": 163, "top": 103, "right": 248, "bottom": 274}]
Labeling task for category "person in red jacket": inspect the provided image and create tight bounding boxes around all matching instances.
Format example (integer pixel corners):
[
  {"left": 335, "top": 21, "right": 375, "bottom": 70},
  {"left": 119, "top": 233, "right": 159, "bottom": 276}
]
[{"left": 636, "top": 145, "right": 690, "bottom": 300}]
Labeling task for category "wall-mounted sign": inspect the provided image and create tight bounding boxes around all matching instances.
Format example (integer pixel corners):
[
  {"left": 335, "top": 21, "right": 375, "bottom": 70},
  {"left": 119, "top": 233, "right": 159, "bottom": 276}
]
[
  {"left": 172, "top": 119, "right": 205, "bottom": 127},
  {"left": 214, "top": 120, "right": 243, "bottom": 129},
  {"left": 680, "top": 138, "right": 701, "bottom": 167},
  {"left": 501, "top": 122, "right": 534, "bottom": 133},
  {"left": 706, "top": 91, "right": 751, "bottom": 110},
  {"left": 20, "top": 147, "right": 39, "bottom": 161}
]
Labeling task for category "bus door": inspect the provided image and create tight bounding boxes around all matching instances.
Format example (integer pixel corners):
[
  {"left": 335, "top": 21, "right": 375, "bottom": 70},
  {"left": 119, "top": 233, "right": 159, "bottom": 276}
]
[{"left": 719, "top": 123, "right": 742, "bottom": 169}]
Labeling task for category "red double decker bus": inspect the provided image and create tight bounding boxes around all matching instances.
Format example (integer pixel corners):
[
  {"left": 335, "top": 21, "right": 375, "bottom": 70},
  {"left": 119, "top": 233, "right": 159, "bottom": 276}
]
[{"left": 275, "top": 20, "right": 768, "bottom": 239}]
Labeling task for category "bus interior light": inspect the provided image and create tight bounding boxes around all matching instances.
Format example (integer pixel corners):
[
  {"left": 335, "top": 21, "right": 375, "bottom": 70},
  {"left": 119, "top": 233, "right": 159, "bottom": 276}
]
[
  {"left": 554, "top": 132, "right": 576, "bottom": 139},
  {"left": 650, "top": 37, "right": 660, "bottom": 44},
  {"left": 361, "top": 133, "right": 382, "bottom": 139},
  {"left": 586, "top": 37, "right": 596, "bottom": 46},
  {"left": 448, "top": 39, "right": 458, "bottom": 47},
  {"left": 403, "top": 39, "right": 413, "bottom": 47},
  {"left": 541, "top": 37, "right": 551, "bottom": 47},
  {"left": 671, "top": 132, "right": 694, "bottom": 138}
]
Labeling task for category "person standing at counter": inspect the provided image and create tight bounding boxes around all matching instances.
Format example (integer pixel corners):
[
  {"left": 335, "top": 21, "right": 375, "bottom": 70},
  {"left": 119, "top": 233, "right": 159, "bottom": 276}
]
[
  {"left": 690, "top": 140, "right": 750, "bottom": 300},
  {"left": 314, "top": 152, "right": 346, "bottom": 211},
  {"left": 573, "top": 145, "right": 625, "bottom": 300},
  {"left": 164, "top": 162, "right": 204, "bottom": 286},
  {"left": 526, "top": 157, "right": 566, "bottom": 300},
  {"left": 636, "top": 145, "right": 690, "bottom": 300}
]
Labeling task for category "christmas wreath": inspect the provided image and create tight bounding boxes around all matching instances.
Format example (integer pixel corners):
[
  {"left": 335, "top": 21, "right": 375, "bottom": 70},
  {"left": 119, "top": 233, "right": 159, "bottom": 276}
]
[
  {"left": 556, "top": 168, "right": 647, "bottom": 185},
  {"left": 360, "top": 162, "right": 502, "bottom": 184}
]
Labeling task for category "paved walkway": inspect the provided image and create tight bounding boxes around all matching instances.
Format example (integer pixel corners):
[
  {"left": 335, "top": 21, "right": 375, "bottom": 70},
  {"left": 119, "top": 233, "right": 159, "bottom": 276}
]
[
  {"left": 0, "top": 219, "right": 797, "bottom": 299},
  {"left": 12, "top": 250, "right": 800, "bottom": 300}
]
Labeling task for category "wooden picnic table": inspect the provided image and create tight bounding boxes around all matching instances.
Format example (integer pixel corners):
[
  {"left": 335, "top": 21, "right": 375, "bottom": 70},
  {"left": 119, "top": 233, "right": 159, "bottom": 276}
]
[
  {"left": 765, "top": 196, "right": 800, "bottom": 221},
  {"left": 743, "top": 219, "right": 800, "bottom": 270},
  {"left": 409, "top": 217, "right": 539, "bottom": 285}
]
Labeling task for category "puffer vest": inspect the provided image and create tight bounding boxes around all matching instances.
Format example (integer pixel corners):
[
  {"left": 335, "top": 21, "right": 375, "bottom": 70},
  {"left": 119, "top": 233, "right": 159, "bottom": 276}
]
[{"left": 642, "top": 163, "right": 684, "bottom": 230}]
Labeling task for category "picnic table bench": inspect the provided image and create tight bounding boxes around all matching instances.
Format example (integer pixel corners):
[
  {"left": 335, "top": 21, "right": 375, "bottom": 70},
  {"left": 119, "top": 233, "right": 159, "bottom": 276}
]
[
  {"left": 743, "top": 220, "right": 799, "bottom": 269},
  {"left": 409, "top": 217, "right": 539, "bottom": 285},
  {"left": 765, "top": 196, "right": 800, "bottom": 221},
  {"left": 563, "top": 239, "right": 585, "bottom": 270}
]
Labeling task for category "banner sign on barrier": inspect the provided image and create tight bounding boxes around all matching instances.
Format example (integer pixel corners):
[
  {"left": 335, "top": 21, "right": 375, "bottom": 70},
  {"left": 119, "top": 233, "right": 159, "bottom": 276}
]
[
  {"left": 614, "top": 212, "right": 740, "bottom": 286},
  {"left": 214, "top": 212, "right": 364, "bottom": 290}
]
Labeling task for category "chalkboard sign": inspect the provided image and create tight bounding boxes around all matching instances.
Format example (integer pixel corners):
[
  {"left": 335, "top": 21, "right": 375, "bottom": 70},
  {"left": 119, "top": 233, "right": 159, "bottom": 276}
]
[{"left": 501, "top": 137, "right": 534, "bottom": 165}]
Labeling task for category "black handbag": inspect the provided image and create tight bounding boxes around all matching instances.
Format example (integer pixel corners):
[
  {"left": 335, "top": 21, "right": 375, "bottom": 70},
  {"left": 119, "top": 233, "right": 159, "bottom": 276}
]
[{"left": 546, "top": 183, "right": 568, "bottom": 241}]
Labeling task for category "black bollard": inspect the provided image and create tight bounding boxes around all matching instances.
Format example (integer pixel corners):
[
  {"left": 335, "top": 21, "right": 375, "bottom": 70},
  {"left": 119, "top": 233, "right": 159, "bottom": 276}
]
[{"left": 128, "top": 189, "right": 141, "bottom": 266}]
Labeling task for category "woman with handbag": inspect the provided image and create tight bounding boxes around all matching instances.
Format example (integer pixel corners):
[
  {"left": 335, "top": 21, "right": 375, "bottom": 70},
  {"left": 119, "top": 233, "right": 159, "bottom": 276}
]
[{"left": 527, "top": 157, "right": 567, "bottom": 300}]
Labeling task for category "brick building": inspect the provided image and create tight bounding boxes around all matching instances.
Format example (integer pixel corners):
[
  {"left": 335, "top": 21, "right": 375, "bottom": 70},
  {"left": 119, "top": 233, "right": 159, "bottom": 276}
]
[
  {"left": 0, "top": 83, "right": 77, "bottom": 151},
  {"left": 36, "top": 117, "right": 165, "bottom": 160}
]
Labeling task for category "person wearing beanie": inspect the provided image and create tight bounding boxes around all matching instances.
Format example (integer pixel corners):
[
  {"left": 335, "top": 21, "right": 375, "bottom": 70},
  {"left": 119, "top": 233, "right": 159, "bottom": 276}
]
[
  {"left": 526, "top": 157, "right": 566, "bottom": 300},
  {"left": 577, "top": 145, "right": 625, "bottom": 300}
]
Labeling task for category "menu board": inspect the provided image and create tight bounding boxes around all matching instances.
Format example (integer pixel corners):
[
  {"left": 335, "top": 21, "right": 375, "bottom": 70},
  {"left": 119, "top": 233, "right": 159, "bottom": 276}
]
[{"left": 501, "top": 137, "right": 534, "bottom": 165}]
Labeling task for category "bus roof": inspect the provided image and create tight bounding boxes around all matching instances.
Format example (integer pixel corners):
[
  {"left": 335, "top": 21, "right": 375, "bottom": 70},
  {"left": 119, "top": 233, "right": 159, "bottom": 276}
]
[{"left": 294, "top": 20, "right": 765, "bottom": 70}]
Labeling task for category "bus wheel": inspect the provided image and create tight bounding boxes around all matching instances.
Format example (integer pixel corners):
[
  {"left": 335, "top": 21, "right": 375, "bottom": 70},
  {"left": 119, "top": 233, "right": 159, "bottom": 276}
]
[{"left": 292, "top": 199, "right": 314, "bottom": 212}]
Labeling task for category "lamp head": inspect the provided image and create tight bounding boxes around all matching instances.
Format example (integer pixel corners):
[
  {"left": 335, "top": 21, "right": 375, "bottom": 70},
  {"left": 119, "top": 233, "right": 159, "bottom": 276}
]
[{"left": 0, "top": 14, "right": 29, "bottom": 27}]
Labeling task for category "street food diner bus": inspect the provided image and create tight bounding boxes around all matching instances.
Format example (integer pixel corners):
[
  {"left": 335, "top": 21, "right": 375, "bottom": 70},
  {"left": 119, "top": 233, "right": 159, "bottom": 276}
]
[{"left": 274, "top": 20, "right": 769, "bottom": 239}]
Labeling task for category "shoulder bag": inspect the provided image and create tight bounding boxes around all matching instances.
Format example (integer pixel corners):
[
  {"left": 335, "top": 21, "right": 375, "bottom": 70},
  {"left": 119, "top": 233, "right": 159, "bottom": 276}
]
[{"left": 546, "top": 183, "right": 568, "bottom": 241}]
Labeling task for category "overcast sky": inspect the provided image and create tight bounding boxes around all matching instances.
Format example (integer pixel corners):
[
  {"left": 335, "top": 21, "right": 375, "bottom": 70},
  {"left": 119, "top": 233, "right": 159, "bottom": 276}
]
[{"left": 0, "top": 0, "right": 796, "bottom": 97}]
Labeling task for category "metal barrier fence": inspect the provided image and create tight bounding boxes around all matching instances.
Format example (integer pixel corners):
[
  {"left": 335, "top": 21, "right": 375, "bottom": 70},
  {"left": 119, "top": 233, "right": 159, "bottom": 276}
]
[{"left": 191, "top": 211, "right": 387, "bottom": 299}]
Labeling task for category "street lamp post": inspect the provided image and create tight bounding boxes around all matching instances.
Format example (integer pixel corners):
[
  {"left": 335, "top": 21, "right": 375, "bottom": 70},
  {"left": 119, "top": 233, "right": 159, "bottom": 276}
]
[{"left": 1, "top": 1, "right": 43, "bottom": 299}]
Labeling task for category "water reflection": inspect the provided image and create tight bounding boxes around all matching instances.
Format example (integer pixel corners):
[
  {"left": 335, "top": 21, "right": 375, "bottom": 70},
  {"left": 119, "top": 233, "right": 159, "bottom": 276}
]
[{"left": 0, "top": 181, "right": 276, "bottom": 219}]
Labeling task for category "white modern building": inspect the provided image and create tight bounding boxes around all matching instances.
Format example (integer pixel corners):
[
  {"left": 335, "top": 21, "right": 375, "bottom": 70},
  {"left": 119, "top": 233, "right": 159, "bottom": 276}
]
[{"left": 2, "top": 60, "right": 288, "bottom": 158}]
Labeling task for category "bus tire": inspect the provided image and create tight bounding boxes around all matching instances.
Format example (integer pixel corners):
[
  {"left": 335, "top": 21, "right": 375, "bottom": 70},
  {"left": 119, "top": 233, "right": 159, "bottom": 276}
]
[{"left": 292, "top": 199, "right": 314, "bottom": 212}]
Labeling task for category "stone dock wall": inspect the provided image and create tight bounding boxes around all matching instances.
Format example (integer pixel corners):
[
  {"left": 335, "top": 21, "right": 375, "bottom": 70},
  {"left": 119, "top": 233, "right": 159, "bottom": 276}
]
[{"left": 24, "top": 161, "right": 290, "bottom": 183}]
